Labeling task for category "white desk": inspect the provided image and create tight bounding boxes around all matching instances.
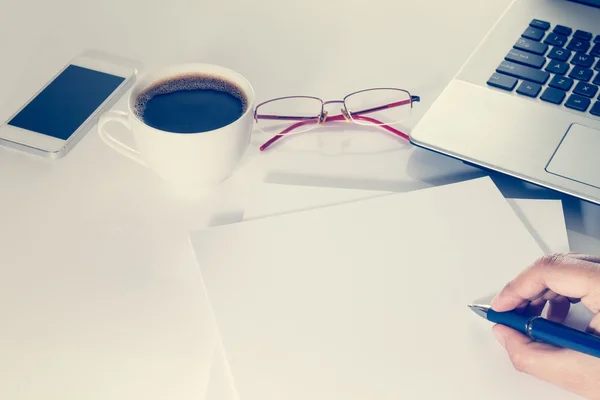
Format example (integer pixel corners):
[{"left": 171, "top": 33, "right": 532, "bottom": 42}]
[{"left": 1, "top": 0, "right": 599, "bottom": 399}]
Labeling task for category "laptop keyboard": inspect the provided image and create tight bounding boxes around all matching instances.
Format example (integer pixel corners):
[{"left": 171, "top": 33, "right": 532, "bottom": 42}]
[{"left": 487, "top": 19, "right": 600, "bottom": 118}]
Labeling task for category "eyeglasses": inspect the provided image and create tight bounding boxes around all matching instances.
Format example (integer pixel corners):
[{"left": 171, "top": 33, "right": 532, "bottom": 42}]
[{"left": 253, "top": 88, "right": 420, "bottom": 151}]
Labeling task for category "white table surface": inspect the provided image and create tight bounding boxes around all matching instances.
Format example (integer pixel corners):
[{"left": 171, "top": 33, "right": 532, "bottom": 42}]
[{"left": 1, "top": 0, "right": 600, "bottom": 399}]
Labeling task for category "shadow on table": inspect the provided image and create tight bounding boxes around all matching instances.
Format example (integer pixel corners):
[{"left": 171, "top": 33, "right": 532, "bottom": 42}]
[{"left": 264, "top": 143, "right": 485, "bottom": 193}]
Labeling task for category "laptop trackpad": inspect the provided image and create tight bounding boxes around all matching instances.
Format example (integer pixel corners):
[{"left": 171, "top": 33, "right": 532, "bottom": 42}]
[{"left": 547, "top": 124, "right": 600, "bottom": 190}]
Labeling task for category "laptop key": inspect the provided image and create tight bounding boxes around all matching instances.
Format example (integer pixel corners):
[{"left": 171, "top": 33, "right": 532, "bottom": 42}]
[
  {"left": 573, "top": 81, "right": 599, "bottom": 98},
  {"left": 571, "top": 53, "right": 595, "bottom": 68},
  {"left": 540, "top": 87, "right": 567, "bottom": 104},
  {"left": 496, "top": 61, "right": 550, "bottom": 84},
  {"left": 548, "top": 47, "right": 572, "bottom": 61},
  {"left": 591, "top": 102, "right": 600, "bottom": 117},
  {"left": 566, "top": 38, "right": 591, "bottom": 53},
  {"left": 549, "top": 75, "right": 574, "bottom": 91},
  {"left": 522, "top": 27, "right": 545, "bottom": 41},
  {"left": 553, "top": 25, "right": 573, "bottom": 36},
  {"left": 574, "top": 30, "right": 593, "bottom": 41},
  {"left": 595, "top": 35, "right": 600, "bottom": 44},
  {"left": 515, "top": 38, "right": 548, "bottom": 55},
  {"left": 565, "top": 94, "right": 591, "bottom": 112},
  {"left": 544, "top": 33, "right": 568, "bottom": 47},
  {"left": 595, "top": 59, "right": 600, "bottom": 71},
  {"left": 530, "top": 19, "right": 550, "bottom": 31},
  {"left": 546, "top": 60, "right": 570, "bottom": 75},
  {"left": 487, "top": 73, "right": 518, "bottom": 91},
  {"left": 516, "top": 81, "right": 542, "bottom": 97},
  {"left": 569, "top": 66, "right": 594, "bottom": 81},
  {"left": 591, "top": 44, "right": 600, "bottom": 57},
  {"left": 506, "top": 49, "right": 546, "bottom": 68},
  {"left": 594, "top": 72, "right": 600, "bottom": 86}
]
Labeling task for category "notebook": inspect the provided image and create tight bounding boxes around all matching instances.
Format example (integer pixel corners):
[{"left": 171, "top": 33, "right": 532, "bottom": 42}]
[{"left": 190, "top": 177, "right": 578, "bottom": 399}]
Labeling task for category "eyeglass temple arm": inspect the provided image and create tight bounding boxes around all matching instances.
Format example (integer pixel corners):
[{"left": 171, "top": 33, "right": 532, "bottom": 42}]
[
  {"left": 351, "top": 115, "right": 409, "bottom": 140},
  {"left": 260, "top": 114, "right": 409, "bottom": 151},
  {"left": 259, "top": 118, "right": 320, "bottom": 151}
]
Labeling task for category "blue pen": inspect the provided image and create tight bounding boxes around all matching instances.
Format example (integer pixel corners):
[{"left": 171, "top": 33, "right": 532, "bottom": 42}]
[{"left": 468, "top": 304, "right": 600, "bottom": 358}]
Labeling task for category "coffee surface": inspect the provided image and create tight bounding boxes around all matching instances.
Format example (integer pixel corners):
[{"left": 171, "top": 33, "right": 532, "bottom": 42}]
[{"left": 134, "top": 74, "right": 247, "bottom": 133}]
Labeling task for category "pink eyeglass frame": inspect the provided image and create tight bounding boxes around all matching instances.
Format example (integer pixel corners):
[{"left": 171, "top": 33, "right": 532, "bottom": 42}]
[{"left": 253, "top": 88, "right": 420, "bottom": 151}]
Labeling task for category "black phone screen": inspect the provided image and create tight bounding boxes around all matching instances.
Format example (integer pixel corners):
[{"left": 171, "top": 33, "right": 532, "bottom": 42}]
[{"left": 8, "top": 65, "right": 125, "bottom": 140}]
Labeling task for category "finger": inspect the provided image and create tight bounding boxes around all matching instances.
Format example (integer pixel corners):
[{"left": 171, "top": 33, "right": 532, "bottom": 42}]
[
  {"left": 529, "top": 295, "right": 546, "bottom": 307},
  {"left": 523, "top": 291, "right": 559, "bottom": 316},
  {"left": 542, "top": 290, "right": 559, "bottom": 301},
  {"left": 525, "top": 297, "right": 546, "bottom": 317},
  {"left": 516, "top": 302, "right": 528, "bottom": 313},
  {"left": 546, "top": 296, "right": 571, "bottom": 323},
  {"left": 587, "top": 313, "right": 600, "bottom": 336},
  {"left": 493, "top": 324, "right": 600, "bottom": 399},
  {"left": 491, "top": 254, "right": 600, "bottom": 312},
  {"left": 566, "top": 253, "right": 600, "bottom": 264}
]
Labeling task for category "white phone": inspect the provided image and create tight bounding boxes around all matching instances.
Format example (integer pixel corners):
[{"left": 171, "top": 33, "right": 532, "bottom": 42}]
[{"left": 0, "top": 54, "right": 136, "bottom": 158}]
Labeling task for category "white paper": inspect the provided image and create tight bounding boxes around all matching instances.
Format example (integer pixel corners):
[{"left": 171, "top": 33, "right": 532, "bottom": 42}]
[
  {"left": 245, "top": 183, "right": 570, "bottom": 254},
  {"left": 205, "top": 337, "right": 238, "bottom": 400},
  {"left": 207, "top": 182, "right": 571, "bottom": 399},
  {"left": 191, "top": 177, "right": 577, "bottom": 399}
]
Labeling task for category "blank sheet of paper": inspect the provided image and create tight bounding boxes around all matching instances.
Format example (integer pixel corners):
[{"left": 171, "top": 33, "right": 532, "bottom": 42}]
[
  {"left": 191, "top": 177, "right": 577, "bottom": 399},
  {"left": 244, "top": 183, "right": 569, "bottom": 254}
]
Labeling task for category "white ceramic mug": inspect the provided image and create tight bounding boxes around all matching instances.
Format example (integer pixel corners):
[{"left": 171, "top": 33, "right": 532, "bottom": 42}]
[{"left": 98, "top": 63, "right": 255, "bottom": 196}]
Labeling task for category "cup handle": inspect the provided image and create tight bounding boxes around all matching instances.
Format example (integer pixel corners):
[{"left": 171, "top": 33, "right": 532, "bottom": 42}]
[{"left": 98, "top": 110, "right": 148, "bottom": 167}]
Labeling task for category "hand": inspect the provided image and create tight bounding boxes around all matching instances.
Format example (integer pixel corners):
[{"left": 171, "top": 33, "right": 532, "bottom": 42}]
[{"left": 491, "top": 253, "right": 600, "bottom": 400}]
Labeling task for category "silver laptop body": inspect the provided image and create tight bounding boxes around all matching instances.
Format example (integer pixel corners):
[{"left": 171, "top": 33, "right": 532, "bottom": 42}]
[{"left": 411, "top": 0, "right": 600, "bottom": 204}]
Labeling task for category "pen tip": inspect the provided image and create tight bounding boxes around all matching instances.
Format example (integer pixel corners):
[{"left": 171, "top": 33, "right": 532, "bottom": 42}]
[{"left": 468, "top": 304, "right": 490, "bottom": 318}]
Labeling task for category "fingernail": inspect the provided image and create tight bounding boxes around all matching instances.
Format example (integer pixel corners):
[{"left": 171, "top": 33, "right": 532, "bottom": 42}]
[
  {"left": 490, "top": 299, "right": 497, "bottom": 309},
  {"left": 493, "top": 329, "right": 505, "bottom": 348}
]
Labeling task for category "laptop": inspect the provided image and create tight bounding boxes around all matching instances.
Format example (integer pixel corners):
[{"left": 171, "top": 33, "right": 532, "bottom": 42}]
[{"left": 410, "top": 0, "right": 600, "bottom": 205}]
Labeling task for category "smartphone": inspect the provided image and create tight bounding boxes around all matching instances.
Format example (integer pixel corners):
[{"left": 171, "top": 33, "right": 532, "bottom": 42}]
[{"left": 0, "top": 54, "right": 136, "bottom": 158}]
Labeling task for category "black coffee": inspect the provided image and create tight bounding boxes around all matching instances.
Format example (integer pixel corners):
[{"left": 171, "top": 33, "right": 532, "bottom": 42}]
[{"left": 134, "top": 74, "right": 248, "bottom": 133}]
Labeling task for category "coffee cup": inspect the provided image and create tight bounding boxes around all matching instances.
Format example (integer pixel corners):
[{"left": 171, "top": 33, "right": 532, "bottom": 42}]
[{"left": 98, "top": 63, "right": 255, "bottom": 196}]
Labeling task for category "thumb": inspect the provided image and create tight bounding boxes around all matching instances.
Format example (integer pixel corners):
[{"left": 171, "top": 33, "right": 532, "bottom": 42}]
[{"left": 492, "top": 324, "right": 600, "bottom": 399}]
